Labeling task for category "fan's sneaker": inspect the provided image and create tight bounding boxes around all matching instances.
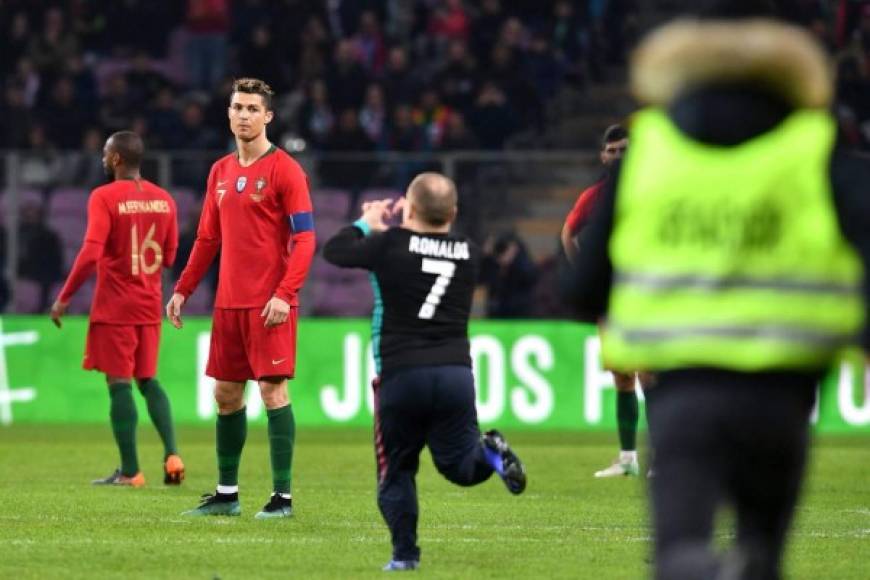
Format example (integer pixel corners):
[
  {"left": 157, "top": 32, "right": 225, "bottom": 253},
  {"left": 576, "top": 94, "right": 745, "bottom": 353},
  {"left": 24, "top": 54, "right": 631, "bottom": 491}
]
[
  {"left": 163, "top": 454, "right": 185, "bottom": 485},
  {"left": 254, "top": 493, "right": 293, "bottom": 519},
  {"left": 482, "top": 429, "right": 527, "bottom": 495},
  {"left": 382, "top": 560, "right": 419, "bottom": 571},
  {"left": 181, "top": 492, "right": 241, "bottom": 516},
  {"left": 594, "top": 457, "right": 640, "bottom": 478},
  {"left": 91, "top": 469, "right": 146, "bottom": 488}
]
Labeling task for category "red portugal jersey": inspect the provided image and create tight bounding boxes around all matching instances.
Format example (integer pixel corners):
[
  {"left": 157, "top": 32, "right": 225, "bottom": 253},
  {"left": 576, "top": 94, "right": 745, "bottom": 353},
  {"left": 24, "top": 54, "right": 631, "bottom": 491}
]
[
  {"left": 59, "top": 179, "right": 179, "bottom": 324},
  {"left": 564, "top": 179, "right": 606, "bottom": 236},
  {"left": 174, "top": 146, "right": 316, "bottom": 308}
]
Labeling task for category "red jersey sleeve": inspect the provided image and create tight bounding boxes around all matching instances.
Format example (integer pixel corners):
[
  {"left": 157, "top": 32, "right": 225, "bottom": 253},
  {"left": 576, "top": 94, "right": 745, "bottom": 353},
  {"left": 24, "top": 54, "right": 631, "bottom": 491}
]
[
  {"left": 173, "top": 169, "right": 222, "bottom": 298},
  {"left": 564, "top": 181, "right": 604, "bottom": 235},
  {"left": 58, "top": 190, "right": 112, "bottom": 303},
  {"left": 273, "top": 158, "right": 315, "bottom": 305}
]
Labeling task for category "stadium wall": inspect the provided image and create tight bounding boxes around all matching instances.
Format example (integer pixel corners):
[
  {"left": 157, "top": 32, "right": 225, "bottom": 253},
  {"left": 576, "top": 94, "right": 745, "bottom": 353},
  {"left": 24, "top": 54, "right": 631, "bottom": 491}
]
[{"left": 1, "top": 316, "right": 867, "bottom": 433}]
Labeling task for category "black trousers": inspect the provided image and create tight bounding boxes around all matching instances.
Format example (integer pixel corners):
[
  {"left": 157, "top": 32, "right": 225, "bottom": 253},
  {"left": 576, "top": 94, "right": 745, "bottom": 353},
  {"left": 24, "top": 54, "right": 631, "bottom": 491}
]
[
  {"left": 373, "top": 365, "right": 494, "bottom": 561},
  {"left": 647, "top": 370, "right": 819, "bottom": 580}
]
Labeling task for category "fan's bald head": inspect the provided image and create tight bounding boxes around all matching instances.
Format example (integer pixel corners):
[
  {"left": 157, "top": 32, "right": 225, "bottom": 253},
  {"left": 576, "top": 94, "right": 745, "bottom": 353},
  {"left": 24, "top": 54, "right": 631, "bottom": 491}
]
[{"left": 407, "top": 172, "right": 458, "bottom": 227}]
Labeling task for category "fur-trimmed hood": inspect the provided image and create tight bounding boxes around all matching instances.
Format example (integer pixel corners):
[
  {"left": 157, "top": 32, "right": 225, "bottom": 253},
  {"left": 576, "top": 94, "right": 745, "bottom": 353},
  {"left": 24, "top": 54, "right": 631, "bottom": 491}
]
[{"left": 630, "top": 19, "right": 833, "bottom": 109}]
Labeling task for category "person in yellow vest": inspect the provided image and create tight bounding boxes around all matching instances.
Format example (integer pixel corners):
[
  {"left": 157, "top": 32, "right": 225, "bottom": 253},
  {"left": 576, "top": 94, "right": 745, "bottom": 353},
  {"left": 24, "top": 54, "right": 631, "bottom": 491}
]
[{"left": 566, "top": 4, "right": 870, "bottom": 579}]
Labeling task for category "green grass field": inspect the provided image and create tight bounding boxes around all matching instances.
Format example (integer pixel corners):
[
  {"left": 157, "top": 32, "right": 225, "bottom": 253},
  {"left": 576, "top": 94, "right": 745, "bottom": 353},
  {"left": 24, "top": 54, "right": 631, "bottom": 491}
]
[{"left": 0, "top": 426, "right": 867, "bottom": 579}]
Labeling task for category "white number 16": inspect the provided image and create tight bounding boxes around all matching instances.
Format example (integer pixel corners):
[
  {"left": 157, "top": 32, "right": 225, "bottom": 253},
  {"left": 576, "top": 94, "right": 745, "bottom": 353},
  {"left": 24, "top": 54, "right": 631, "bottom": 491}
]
[{"left": 418, "top": 258, "right": 456, "bottom": 319}]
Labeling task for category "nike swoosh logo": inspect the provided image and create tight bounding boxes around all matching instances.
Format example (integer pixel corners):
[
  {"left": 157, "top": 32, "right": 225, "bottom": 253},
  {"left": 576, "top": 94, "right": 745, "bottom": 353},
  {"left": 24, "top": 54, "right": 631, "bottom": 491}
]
[
  {"left": 272, "top": 358, "right": 287, "bottom": 365},
  {"left": 217, "top": 180, "right": 228, "bottom": 186}
]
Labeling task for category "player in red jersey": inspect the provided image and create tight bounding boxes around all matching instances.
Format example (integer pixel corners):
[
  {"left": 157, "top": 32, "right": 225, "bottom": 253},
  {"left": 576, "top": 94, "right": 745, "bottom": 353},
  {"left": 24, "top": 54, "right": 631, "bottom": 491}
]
[
  {"left": 50, "top": 131, "right": 185, "bottom": 488},
  {"left": 562, "top": 125, "right": 652, "bottom": 478},
  {"left": 167, "top": 78, "right": 315, "bottom": 519}
]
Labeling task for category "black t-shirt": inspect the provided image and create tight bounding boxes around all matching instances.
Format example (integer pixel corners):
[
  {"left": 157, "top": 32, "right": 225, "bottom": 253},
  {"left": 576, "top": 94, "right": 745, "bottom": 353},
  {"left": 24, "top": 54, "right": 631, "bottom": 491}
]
[{"left": 323, "top": 225, "right": 479, "bottom": 375}]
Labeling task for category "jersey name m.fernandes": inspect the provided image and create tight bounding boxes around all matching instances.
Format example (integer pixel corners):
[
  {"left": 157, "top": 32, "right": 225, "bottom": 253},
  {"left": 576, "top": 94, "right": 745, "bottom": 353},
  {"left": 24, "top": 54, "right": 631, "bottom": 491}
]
[{"left": 408, "top": 235, "right": 471, "bottom": 261}]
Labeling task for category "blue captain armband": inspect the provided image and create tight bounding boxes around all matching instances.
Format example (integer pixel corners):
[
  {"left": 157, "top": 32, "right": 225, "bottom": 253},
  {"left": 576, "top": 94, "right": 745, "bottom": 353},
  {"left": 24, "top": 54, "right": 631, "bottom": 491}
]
[{"left": 287, "top": 212, "right": 314, "bottom": 233}]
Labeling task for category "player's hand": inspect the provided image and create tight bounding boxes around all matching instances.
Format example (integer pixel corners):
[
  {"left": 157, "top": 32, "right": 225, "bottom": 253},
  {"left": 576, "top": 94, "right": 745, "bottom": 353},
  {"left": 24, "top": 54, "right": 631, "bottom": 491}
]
[
  {"left": 49, "top": 300, "right": 68, "bottom": 329},
  {"left": 261, "top": 297, "right": 291, "bottom": 328},
  {"left": 360, "top": 199, "right": 394, "bottom": 232},
  {"left": 166, "top": 293, "right": 186, "bottom": 329}
]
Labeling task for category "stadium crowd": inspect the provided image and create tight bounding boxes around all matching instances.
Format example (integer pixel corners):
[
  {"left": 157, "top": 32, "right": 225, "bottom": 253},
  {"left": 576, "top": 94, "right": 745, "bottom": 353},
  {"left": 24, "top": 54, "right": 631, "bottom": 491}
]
[
  {"left": 0, "top": 0, "right": 869, "bottom": 316},
  {"left": 0, "top": 0, "right": 640, "bottom": 160}
]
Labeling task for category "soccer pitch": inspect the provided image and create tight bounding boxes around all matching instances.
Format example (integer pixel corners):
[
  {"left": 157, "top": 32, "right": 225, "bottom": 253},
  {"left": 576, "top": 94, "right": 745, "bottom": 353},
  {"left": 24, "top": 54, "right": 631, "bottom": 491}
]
[{"left": 0, "top": 427, "right": 867, "bottom": 579}]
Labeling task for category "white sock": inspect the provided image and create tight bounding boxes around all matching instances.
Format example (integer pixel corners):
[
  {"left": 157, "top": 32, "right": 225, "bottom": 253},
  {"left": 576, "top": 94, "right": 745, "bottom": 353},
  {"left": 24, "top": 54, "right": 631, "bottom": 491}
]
[
  {"left": 275, "top": 492, "right": 292, "bottom": 500},
  {"left": 619, "top": 450, "right": 638, "bottom": 463},
  {"left": 217, "top": 484, "right": 238, "bottom": 495}
]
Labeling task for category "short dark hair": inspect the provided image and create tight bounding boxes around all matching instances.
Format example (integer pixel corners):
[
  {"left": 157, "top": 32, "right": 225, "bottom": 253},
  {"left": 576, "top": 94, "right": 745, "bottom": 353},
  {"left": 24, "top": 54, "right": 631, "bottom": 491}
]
[
  {"left": 231, "top": 77, "right": 275, "bottom": 110},
  {"left": 407, "top": 172, "right": 458, "bottom": 227},
  {"left": 601, "top": 124, "right": 628, "bottom": 148},
  {"left": 108, "top": 131, "right": 144, "bottom": 168}
]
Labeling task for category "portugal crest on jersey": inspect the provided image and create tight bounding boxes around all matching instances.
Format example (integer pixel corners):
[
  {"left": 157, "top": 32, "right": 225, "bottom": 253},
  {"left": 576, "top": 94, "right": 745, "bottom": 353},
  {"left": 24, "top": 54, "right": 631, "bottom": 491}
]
[
  {"left": 236, "top": 176, "right": 247, "bottom": 193},
  {"left": 251, "top": 177, "right": 267, "bottom": 202}
]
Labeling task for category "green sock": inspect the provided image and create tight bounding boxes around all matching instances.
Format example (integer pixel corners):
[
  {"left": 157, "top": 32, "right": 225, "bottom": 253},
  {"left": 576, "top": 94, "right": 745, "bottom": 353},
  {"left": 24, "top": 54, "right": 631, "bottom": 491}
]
[
  {"left": 616, "top": 391, "right": 639, "bottom": 452},
  {"left": 217, "top": 407, "right": 247, "bottom": 487},
  {"left": 109, "top": 382, "right": 139, "bottom": 476},
  {"left": 138, "top": 379, "right": 177, "bottom": 456},
  {"left": 267, "top": 405, "right": 295, "bottom": 494}
]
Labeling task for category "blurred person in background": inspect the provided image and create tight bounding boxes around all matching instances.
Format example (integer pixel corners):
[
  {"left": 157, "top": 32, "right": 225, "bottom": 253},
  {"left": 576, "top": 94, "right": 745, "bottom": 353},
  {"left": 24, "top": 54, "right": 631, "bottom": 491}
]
[
  {"left": 567, "top": 3, "right": 870, "bottom": 577},
  {"left": 17, "top": 201, "right": 63, "bottom": 313},
  {"left": 184, "top": 0, "right": 230, "bottom": 91},
  {"left": 480, "top": 231, "right": 539, "bottom": 318}
]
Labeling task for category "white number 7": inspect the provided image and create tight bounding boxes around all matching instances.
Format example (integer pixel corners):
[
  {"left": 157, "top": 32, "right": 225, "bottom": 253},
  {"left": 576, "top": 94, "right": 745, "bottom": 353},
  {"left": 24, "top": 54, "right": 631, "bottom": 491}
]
[{"left": 418, "top": 258, "right": 456, "bottom": 320}]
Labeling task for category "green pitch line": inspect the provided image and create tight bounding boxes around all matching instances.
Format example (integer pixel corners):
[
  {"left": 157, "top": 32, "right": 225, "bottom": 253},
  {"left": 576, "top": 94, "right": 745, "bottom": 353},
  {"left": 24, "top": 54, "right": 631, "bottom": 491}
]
[{"left": 0, "top": 427, "right": 867, "bottom": 579}]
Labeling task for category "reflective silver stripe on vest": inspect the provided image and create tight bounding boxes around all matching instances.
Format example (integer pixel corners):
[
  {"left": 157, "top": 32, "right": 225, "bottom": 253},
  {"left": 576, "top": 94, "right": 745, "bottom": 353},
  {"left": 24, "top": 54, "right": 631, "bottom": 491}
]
[
  {"left": 610, "top": 323, "right": 856, "bottom": 348},
  {"left": 615, "top": 271, "right": 860, "bottom": 296}
]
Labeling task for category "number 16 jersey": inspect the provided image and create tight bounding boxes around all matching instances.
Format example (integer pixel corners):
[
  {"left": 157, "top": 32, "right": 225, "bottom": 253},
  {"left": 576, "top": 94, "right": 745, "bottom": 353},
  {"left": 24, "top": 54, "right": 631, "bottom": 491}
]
[
  {"left": 323, "top": 225, "right": 479, "bottom": 375},
  {"left": 59, "top": 179, "right": 178, "bottom": 325}
]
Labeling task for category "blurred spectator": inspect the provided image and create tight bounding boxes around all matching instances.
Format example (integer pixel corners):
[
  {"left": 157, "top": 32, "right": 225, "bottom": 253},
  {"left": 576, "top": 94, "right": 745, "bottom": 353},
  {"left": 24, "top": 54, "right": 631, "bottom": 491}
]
[
  {"left": 20, "top": 125, "right": 63, "bottom": 189},
  {"left": 414, "top": 88, "right": 451, "bottom": 149},
  {"left": 429, "top": 0, "right": 471, "bottom": 45},
  {"left": 41, "top": 77, "right": 91, "bottom": 149},
  {"left": 147, "top": 87, "right": 184, "bottom": 149},
  {"left": 439, "top": 112, "right": 479, "bottom": 150},
  {"left": 387, "top": 104, "right": 425, "bottom": 152},
  {"left": 479, "top": 232, "right": 539, "bottom": 318},
  {"left": 184, "top": 0, "right": 230, "bottom": 91},
  {"left": 63, "top": 53, "right": 99, "bottom": 108},
  {"left": 17, "top": 201, "right": 64, "bottom": 313},
  {"left": 173, "top": 102, "right": 220, "bottom": 187},
  {"left": 352, "top": 10, "right": 387, "bottom": 75},
  {"left": 12, "top": 58, "right": 41, "bottom": 108},
  {"left": 436, "top": 40, "right": 479, "bottom": 111},
  {"left": 327, "top": 40, "right": 368, "bottom": 110},
  {"left": 27, "top": 7, "right": 79, "bottom": 80},
  {"left": 238, "top": 24, "right": 289, "bottom": 91},
  {"left": 467, "top": 82, "right": 518, "bottom": 149},
  {"left": 381, "top": 46, "right": 421, "bottom": 107},
  {"left": 472, "top": 0, "right": 507, "bottom": 61},
  {"left": 297, "top": 79, "right": 336, "bottom": 150},
  {"left": 321, "top": 108, "right": 377, "bottom": 196},
  {"left": 359, "top": 83, "right": 389, "bottom": 147},
  {"left": 296, "top": 16, "right": 332, "bottom": 86},
  {"left": 486, "top": 42, "right": 540, "bottom": 130},
  {"left": 68, "top": 0, "right": 108, "bottom": 54},
  {"left": 125, "top": 51, "right": 170, "bottom": 107},
  {"left": 1, "top": 12, "right": 32, "bottom": 75},
  {"left": 0, "top": 84, "right": 34, "bottom": 149},
  {"left": 527, "top": 32, "right": 565, "bottom": 102},
  {"left": 61, "top": 127, "right": 106, "bottom": 188},
  {"left": 100, "top": 75, "right": 136, "bottom": 133}
]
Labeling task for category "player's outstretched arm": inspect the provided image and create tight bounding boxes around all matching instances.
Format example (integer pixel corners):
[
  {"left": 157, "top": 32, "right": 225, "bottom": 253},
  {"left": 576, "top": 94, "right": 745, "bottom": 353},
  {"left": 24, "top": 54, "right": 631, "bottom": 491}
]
[
  {"left": 166, "top": 292, "right": 186, "bottom": 329},
  {"left": 323, "top": 199, "right": 393, "bottom": 268}
]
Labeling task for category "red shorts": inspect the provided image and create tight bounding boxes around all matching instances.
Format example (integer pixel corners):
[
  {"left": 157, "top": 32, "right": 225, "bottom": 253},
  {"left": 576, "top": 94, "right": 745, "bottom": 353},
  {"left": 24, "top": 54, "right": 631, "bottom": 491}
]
[
  {"left": 84, "top": 323, "right": 161, "bottom": 378},
  {"left": 206, "top": 307, "right": 298, "bottom": 382}
]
